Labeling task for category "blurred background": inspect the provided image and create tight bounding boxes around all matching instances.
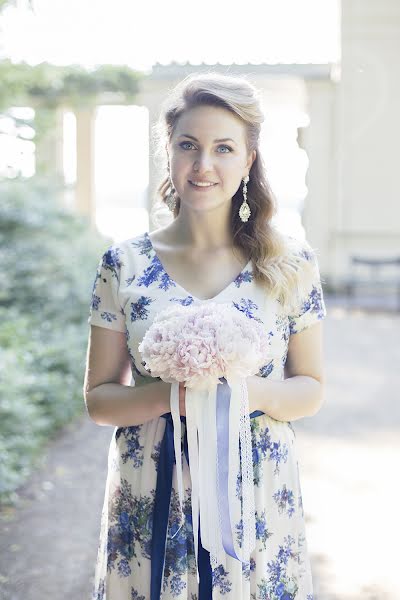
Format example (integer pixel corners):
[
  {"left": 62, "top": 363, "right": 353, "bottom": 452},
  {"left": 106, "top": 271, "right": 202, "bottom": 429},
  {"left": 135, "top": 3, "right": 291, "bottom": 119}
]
[{"left": 0, "top": 1, "right": 399, "bottom": 599}]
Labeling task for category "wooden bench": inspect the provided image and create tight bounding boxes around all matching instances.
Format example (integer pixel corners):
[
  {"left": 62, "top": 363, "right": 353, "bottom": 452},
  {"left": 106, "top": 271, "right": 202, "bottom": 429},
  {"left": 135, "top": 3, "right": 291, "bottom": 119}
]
[{"left": 344, "top": 256, "right": 400, "bottom": 311}]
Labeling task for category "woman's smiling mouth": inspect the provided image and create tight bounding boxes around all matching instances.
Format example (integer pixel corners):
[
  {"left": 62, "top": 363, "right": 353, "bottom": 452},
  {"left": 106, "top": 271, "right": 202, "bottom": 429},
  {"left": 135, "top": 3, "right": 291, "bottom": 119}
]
[{"left": 188, "top": 180, "right": 218, "bottom": 189}]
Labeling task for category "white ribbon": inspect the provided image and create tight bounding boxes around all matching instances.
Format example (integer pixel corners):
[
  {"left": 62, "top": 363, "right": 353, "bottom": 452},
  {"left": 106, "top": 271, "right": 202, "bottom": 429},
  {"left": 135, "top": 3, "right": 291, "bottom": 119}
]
[
  {"left": 170, "top": 377, "right": 256, "bottom": 581},
  {"left": 184, "top": 385, "right": 202, "bottom": 583}
]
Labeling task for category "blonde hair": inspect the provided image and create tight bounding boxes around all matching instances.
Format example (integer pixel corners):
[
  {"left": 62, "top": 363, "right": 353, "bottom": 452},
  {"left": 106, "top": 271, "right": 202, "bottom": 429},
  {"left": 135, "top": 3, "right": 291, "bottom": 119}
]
[{"left": 150, "top": 71, "right": 319, "bottom": 313}]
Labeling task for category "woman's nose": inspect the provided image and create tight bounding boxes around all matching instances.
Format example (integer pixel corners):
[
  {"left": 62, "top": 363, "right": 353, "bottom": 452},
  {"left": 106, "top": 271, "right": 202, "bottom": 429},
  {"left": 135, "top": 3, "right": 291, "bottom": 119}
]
[{"left": 193, "top": 152, "right": 214, "bottom": 171}]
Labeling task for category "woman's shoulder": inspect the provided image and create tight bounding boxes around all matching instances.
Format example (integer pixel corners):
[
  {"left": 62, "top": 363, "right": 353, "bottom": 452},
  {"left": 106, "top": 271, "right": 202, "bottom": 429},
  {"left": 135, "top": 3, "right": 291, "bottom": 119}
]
[
  {"left": 109, "top": 230, "right": 149, "bottom": 249},
  {"left": 105, "top": 231, "right": 152, "bottom": 264},
  {"left": 280, "top": 233, "right": 322, "bottom": 293},
  {"left": 92, "top": 233, "right": 151, "bottom": 285},
  {"left": 279, "top": 234, "right": 321, "bottom": 270},
  {"left": 283, "top": 233, "right": 313, "bottom": 255}
]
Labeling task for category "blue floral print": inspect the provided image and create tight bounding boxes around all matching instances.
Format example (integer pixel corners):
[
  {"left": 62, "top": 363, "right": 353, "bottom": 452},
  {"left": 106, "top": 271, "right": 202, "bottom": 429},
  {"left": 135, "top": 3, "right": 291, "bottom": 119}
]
[
  {"left": 162, "top": 488, "right": 197, "bottom": 596},
  {"left": 170, "top": 295, "right": 196, "bottom": 306},
  {"left": 288, "top": 284, "right": 325, "bottom": 335},
  {"left": 130, "top": 296, "right": 153, "bottom": 322},
  {"left": 235, "top": 509, "right": 272, "bottom": 551},
  {"left": 116, "top": 427, "right": 145, "bottom": 468},
  {"left": 87, "top": 231, "right": 327, "bottom": 598},
  {"left": 137, "top": 255, "right": 178, "bottom": 292},
  {"left": 232, "top": 297, "right": 262, "bottom": 321},
  {"left": 212, "top": 564, "right": 232, "bottom": 594},
  {"left": 234, "top": 269, "right": 253, "bottom": 287},
  {"left": 273, "top": 484, "right": 296, "bottom": 518}
]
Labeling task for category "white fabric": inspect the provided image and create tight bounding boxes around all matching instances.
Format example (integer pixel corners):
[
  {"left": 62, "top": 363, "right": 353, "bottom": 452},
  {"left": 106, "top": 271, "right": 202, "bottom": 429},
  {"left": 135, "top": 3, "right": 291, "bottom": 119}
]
[
  {"left": 88, "top": 230, "right": 327, "bottom": 598},
  {"left": 237, "top": 375, "right": 256, "bottom": 559},
  {"left": 180, "top": 385, "right": 201, "bottom": 583},
  {"left": 170, "top": 381, "right": 184, "bottom": 514},
  {"left": 171, "top": 377, "right": 256, "bottom": 580}
]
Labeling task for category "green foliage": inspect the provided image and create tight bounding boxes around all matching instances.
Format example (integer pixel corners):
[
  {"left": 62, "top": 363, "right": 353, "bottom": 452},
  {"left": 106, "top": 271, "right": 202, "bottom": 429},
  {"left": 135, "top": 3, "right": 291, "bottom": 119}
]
[
  {"left": 0, "top": 59, "right": 142, "bottom": 110},
  {"left": 0, "top": 0, "right": 33, "bottom": 10},
  {"left": 0, "top": 177, "right": 113, "bottom": 506}
]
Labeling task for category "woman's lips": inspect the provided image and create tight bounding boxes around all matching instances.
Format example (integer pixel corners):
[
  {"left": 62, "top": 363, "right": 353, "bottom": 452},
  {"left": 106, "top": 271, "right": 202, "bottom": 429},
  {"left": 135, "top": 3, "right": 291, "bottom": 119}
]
[{"left": 188, "top": 181, "right": 218, "bottom": 190}]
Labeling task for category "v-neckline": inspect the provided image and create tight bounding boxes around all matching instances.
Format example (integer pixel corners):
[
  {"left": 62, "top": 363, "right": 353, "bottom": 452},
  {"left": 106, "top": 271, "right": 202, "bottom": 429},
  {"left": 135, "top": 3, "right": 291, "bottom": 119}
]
[{"left": 145, "top": 231, "right": 252, "bottom": 302}]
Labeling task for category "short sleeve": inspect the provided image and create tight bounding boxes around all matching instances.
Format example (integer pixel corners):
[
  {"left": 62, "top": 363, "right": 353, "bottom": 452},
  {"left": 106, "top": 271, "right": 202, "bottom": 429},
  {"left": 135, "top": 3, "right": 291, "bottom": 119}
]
[
  {"left": 87, "top": 246, "right": 126, "bottom": 333},
  {"left": 288, "top": 242, "right": 327, "bottom": 335}
]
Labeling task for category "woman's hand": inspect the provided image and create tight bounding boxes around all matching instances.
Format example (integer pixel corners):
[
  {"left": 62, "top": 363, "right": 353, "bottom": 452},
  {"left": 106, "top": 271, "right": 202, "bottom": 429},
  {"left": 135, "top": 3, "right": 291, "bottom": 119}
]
[{"left": 179, "top": 381, "right": 186, "bottom": 416}]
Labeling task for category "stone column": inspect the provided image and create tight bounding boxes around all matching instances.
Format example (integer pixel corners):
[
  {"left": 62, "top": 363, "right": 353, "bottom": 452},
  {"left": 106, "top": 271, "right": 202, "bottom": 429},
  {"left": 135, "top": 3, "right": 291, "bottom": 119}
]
[
  {"left": 300, "top": 77, "right": 335, "bottom": 272},
  {"left": 135, "top": 78, "right": 184, "bottom": 231},
  {"left": 75, "top": 107, "right": 96, "bottom": 228}
]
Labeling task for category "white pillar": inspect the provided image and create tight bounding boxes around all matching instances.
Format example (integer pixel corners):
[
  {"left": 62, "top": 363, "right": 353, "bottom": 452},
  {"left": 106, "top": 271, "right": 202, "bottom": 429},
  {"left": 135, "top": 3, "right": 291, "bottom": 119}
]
[
  {"left": 135, "top": 82, "right": 168, "bottom": 230},
  {"left": 335, "top": 0, "right": 400, "bottom": 275},
  {"left": 75, "top": 107, "right": 96, "bottom": 228},
  {"left": 300, "top": 78, "right": 335, "bottom": 273}
]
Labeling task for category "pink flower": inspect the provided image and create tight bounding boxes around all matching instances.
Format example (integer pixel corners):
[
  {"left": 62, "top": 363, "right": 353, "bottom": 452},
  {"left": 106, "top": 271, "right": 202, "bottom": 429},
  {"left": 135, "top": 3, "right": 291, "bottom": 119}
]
[{"left": 138, "top": 302, "right": 272, "bottom": 390}]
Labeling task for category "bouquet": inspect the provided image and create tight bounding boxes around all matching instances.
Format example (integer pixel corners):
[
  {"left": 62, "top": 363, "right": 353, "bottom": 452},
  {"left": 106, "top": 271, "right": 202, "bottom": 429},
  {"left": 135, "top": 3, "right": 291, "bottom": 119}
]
[{"left": 138, "top": 302, "right": 272, "bottom": 577}]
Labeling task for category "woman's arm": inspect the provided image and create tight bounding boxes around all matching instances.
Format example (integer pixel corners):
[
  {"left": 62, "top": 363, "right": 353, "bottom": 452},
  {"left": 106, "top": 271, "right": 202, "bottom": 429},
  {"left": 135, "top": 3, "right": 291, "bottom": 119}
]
[
  {"left": 248, "top": 320, "right": 326, "bottom": 421},
  {"left": 84, "top": 325, "right": 174, "bottom": 426},
  {"left": 86, "top": 379, "right": 187, "bottom": 426},
  {"left": 247, "top": 374, "right": 324, "bottom": 421},
  {"left": 85, "top": 379, "right": 172, "bottom": 427}
]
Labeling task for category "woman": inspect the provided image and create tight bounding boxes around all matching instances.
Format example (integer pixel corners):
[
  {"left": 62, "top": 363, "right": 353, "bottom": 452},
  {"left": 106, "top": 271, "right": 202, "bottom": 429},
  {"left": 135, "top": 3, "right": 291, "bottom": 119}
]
[{"left": 84, "top": 72, "right": 326, "bottom": 599}]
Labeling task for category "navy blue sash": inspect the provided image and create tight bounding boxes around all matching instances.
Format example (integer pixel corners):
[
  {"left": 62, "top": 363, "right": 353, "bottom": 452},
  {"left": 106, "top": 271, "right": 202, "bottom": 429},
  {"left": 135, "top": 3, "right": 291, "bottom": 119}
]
[{"left": 150, "top": 408, "right": 265, "bottom": 599}]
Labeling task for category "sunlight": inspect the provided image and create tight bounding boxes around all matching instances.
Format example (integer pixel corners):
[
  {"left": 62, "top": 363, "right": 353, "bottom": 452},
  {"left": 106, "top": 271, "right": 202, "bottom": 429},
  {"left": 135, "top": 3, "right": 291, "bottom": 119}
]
[
  {"left": 1, "top": 0, "right": 340, "bottom": 68},
  {"left": 300, "top": 433, "right": 400, "bottom": 597},
  {"left": 1, "top": 0, "right": 340, "bottom": 241}
]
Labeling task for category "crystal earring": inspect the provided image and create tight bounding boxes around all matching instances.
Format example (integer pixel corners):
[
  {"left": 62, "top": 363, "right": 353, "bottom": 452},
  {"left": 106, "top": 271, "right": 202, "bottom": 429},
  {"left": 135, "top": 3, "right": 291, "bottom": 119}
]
[
  {"left": 239, "top": 175, "right": 251, "bottom": 222},
  {"left": 166, "top": 176, "right": 177, "bottom": 212}
]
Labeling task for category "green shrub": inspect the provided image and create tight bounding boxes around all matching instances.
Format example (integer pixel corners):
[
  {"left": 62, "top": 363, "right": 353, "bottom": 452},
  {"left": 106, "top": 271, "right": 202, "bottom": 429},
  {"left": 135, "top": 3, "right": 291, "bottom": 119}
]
[{"left": 0, "top": 177, "right": 112, "bottom": 505}]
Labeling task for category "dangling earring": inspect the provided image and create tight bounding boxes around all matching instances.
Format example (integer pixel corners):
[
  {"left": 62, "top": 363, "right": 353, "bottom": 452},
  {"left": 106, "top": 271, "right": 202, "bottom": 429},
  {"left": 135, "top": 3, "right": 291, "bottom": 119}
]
[
  {"left": 166, "top": 175, "right": 177, "bottom": 212},
  {"left": 239, "top": 175, "right": 251, "bottom": 222}
]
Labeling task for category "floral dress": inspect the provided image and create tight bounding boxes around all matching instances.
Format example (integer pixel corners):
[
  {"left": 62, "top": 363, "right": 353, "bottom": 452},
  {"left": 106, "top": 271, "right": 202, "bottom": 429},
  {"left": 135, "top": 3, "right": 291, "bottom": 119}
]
[{"left": 87, "top": 230, "right": 327, "bottom": 600}]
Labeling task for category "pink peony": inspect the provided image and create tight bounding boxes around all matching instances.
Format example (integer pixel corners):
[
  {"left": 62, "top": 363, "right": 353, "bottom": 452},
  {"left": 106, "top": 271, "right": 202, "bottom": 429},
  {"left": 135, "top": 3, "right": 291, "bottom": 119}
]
[{"left": 138, "top": 302, "right": 272, "bottom": 390}]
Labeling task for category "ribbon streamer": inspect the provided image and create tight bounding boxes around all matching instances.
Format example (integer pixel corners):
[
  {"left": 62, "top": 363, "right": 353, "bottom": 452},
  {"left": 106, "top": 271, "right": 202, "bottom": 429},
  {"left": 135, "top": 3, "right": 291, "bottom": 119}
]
[
  {"left": 150, "top": 404, "right": 264, "bottom": 600},
  {"left": 216, "top": 377, "right": 239, "bottom": 560},
  {"left": 170, "top": 377, "right": 257, "bottom": 578},
  {"left": 170, "top": 381, "right": 184, "bottom": 514},
  {"left": 185, "top": 385, "right": 203, "bottom": 583}
]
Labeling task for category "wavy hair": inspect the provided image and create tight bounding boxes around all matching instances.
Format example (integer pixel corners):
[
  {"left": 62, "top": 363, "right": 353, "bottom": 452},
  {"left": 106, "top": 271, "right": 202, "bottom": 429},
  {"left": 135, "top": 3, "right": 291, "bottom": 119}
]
[{"left": 150, "top": 71, "right": 319, "bottom": 313}]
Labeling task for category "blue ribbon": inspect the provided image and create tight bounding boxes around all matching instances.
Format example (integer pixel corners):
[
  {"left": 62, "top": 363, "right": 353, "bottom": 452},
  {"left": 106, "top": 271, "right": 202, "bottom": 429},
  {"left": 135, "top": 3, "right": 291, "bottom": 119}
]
[
  {"left": 150, "top": 380, "right": 264, "bottom": 600},
  {"left": 216, "top": 377, "right": 239, "bottom": 560}
]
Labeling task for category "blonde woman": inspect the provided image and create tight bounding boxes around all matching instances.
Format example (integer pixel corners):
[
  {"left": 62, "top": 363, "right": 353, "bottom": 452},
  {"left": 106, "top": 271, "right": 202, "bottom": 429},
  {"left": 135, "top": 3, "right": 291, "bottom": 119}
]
[{"left": 84, "top": 72, "right": 326, "bottom": 599}]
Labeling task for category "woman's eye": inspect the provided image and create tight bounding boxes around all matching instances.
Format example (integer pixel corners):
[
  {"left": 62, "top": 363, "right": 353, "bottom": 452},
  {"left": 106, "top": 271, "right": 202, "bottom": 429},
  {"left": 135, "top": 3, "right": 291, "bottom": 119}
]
[
  {"left": 180, "top": 141, "right": 195, "bottom": 150},
  {"left": 179, "top": 142, "right": 232, "bottom": 153},
  {"left": 217, "top": 145, "right": 233, "bottom": 153}
]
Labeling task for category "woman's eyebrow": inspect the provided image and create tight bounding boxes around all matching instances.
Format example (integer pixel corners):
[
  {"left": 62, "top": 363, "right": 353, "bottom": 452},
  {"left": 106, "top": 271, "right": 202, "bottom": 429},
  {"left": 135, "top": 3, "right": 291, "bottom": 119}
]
[{"left": 178, "top": 134, "right": 236, "bottom": 144}]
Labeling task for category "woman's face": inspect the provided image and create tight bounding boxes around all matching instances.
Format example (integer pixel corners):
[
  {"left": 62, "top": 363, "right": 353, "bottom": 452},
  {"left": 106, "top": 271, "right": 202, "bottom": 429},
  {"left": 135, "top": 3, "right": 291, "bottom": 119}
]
[{"left": 167, "top": 105, "right": 255, "bottom": 211}]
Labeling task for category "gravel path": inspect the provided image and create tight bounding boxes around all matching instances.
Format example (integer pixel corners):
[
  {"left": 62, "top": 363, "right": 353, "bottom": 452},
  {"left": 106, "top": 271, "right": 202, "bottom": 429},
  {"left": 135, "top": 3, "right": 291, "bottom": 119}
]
[
  {"left": 0, "top": 415, "right": 111, "bottom": 599},
  {"left": 1, "top": 298, "right": 399, "bottom": 599},
  {"left": 296, "top": 303, "right": 400, "bottom": 599}
]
